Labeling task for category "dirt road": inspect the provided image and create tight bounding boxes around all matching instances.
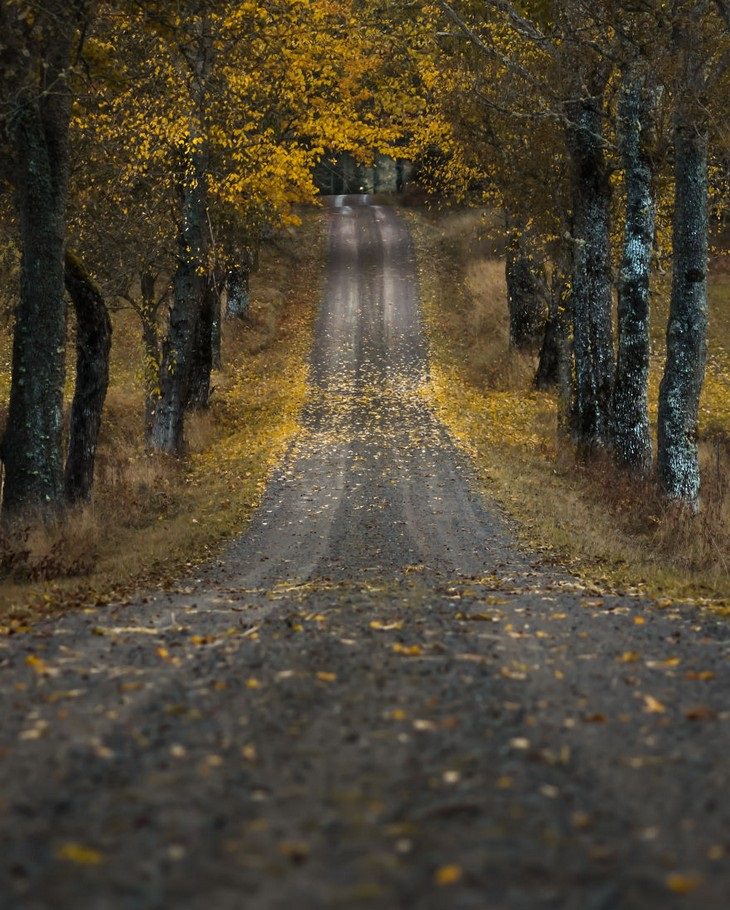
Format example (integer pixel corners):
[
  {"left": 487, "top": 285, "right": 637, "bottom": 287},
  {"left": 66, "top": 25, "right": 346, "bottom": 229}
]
[{"left": 0, "top": 197, "right": 727, "bottom": 909}]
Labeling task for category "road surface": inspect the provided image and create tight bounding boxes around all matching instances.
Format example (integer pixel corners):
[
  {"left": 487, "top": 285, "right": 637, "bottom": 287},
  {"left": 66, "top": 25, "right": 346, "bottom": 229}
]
[{"left": 0, "top": 196, "right": 727, "bottom": 909}]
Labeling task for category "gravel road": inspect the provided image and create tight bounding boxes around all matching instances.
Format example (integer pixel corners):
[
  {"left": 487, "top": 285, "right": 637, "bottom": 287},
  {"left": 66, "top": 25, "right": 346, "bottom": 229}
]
[{"left": 0, "top": 196, "right": 727, "bottom": 910}]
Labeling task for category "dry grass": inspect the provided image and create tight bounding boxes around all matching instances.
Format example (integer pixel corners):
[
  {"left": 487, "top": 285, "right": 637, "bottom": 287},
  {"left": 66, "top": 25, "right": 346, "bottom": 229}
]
[
  {"left": 0, "top": 211, "right": 326, "bottom": 628},
  {"left": 409, "top": 207, "right": 730, "bottom": 607}
]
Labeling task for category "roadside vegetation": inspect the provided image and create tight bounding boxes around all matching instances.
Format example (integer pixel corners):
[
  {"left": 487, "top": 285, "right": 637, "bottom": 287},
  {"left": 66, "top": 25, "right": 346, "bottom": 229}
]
[
  {"left": 411, "top": 208, "right": 729, "bottom": 606},
  {"left": 0, "top": 214, "right": 324, "bottom": 627}
]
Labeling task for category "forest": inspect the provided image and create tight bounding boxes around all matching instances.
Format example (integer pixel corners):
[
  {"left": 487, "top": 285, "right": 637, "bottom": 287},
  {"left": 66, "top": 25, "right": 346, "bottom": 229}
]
[{"left": 0, "top": 3, "right": 728, "bottom": 906}]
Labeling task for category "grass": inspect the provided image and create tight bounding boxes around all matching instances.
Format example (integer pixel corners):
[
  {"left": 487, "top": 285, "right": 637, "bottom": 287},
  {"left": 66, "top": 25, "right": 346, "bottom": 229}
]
[
  {"left": 408, "top": 206, "right": 730, "bottom": 608},
  {"left": 0, "top": 211, "right": 326, "bottom": 629}
]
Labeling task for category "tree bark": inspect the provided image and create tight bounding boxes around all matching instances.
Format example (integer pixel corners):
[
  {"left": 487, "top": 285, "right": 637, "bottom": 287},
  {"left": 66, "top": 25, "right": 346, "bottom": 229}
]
[
  {"left": 535, "top": 254, "right": 569, "bottom": 391},
  {"left": 187, "top": 272, "right": 216, "bottom": 410},
  {"left": 63, "top": 251, "right": 112, "bottom": 504},
  {"left": 211, "top": 269, "right": 223, "bottom": 370},
  {"left": 657, "top": 109, "right": 709, "bottom": 507},
  {"left": 505, "top": 220, "right": 548, "bottom": 351},
  {"left": 566, "top": 95, "right": 615, "bottom": 452},
  {"left": 140, "top": 272, "right": 160, "bottom": 442},
  {"left": 1, "top": 32, "right": 73, "bottom": 521},
  {"left": 611, "top": 73, "right": 657, "bottom": 474},
  {"left": 226, "top": 264, "right": 251, "bottom": 318},
  {"left": 149, "top": 15, "right": 211, "bottom": 453},
  {"left": 150, "top": 169, "right": 208, "bottom": 452}
]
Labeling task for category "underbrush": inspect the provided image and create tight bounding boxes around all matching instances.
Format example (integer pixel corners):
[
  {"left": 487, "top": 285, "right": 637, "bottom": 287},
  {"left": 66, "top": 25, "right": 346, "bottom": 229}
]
[
  {"left": 410, "top": 207, "right": 730, "bottom": 606},
  {"left": 0, "top": 212, "right": 325, "bottom": 626}
]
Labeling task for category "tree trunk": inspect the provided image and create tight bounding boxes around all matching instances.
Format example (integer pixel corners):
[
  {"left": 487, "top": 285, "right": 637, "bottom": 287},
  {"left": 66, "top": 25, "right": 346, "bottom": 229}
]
[
  {"left": 566, "top": 96, "right": 615, "bottom": 452},
  {"left": 1, "top": 39, "right": 72, "bottom": 522},
  {"left": 611, "top": 73, "right": 657, "bottom": 474},
  {"left": 657, "top": 109, "right": 709, "bottom": 507},
  {"left": 187, "top": 272, "right": 216, "bottom": 410},
  {"left": 535, "top": 257, "right": 569, "bottom": 391},
  {"left": 149, "top": 16, "right": 211, "bottom": 453},
  {"left": 505, "top": 221, "right": 548, "bottom": 351},
  {"left": 211, "top": 270, "right": 223, "bottom": 370},
  {"left": 150, "top": 171, "right": 208, "bottom": 452},
  {"left": 140, "top": 272, "right": 161, "bottom": 442},
  {"left": 63, "top": 251, "right": 112, "bottom": 504},
  {"left": 226, "top": 264, "right": 251, "bottom": 318}
]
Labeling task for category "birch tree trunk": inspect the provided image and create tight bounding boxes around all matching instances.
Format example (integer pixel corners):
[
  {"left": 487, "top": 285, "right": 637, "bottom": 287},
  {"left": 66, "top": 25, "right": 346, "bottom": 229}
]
[
  {"left": 611, "top": 73, "right": 657, "bottom": 473},
  {"left": 657, "top": 108, "right": 709, "bottom": 507}
]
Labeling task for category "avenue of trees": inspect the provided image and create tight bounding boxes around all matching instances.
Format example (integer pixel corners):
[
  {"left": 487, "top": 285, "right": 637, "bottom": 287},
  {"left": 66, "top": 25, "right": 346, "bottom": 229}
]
[
  {"left": 412, "top": 0, "right": 728, "bottom": 510},
  {"left": 0, "top": 0, "right": 726, "bottom": 532}
]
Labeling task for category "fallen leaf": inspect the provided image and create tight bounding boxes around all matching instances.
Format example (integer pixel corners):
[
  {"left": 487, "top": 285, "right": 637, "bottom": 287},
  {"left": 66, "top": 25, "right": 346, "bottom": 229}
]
[
  {"left": 684, "top": 705, "right": 716, "bottom": 721},
  {"left": 666, "top": 873, "right": 702, "bottom": 894},
  {"left": 643, "top": 695, "right": 667, "bottom": 714},
  {"left": 392, "top": 643, "right": 423, "bottom": 656},
  {"left": 387, "top": 708, "right": 407, "bottom": 721},
  {"left": 25, "top": 654, "right": 49, "bottom": 675},
  {"left": 56, "top": 842, "right": 104, "bottom": 866},
  {"left": 617, "top": 651, "right": 640, "bottom": 664},
  {"left": 316, "top": 671, "right": 337, "bottom": 683},
  {"left": 435, "top": 864, "right": 463, "bottom": 886}
]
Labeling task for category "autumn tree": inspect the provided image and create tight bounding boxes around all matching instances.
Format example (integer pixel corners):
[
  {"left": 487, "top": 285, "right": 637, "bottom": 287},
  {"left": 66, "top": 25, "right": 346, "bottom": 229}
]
[{"left": 0, "top": 1, "right": 95, "bottom": 520}]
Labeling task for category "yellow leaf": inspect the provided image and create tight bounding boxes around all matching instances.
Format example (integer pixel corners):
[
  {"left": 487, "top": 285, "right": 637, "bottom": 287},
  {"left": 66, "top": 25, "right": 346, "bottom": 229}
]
[
  {"left": 316, "top": 671, "right": 337, "bottom": 683},
  {"left": 57, "top": 842, "right": 104, "bottom": 866},
  {"left": 246, "top": 677, "right": 261, "bottom": 689},
  {"left": 370, "top": 620, "right": 403, "bottom": 631},
  {"left": 392, "top": 643, "right": 423, "bottom": 656},
  {"left": 643, "top": 695, "right": 667, "bottom": 714},
  {"left": 618, "top": 651, "right": 640, "bottom": 664},
  {"left": 435, "top": 864, "right": 463, "bottom": 886},
  {"left": 666, "top": 873, "right": 702, "bottom": 894},
  {"left": 25, "top": 654, "right": 49, "bottom": 675}
]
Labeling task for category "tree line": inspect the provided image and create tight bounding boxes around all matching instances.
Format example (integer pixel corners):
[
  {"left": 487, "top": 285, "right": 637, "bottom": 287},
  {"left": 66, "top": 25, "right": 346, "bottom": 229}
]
[
  {"left": 0, "top": 0, "right": 413, "bottom": 525},
  {"left": 410, "top": 0, "right": 728, "bottom": 510}
]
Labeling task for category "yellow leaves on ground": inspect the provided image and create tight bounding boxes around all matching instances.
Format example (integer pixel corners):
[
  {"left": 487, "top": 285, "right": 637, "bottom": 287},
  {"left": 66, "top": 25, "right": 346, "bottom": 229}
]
[
  {"left": 642, "top": 695, "right": 667, "bottom": 714},
  {"left": 246, "top": 677, "right": 262, "bottom": 689},
  {"left": 435, "top": 864, "right": 463, "bottom": 886},
  {"left": 666, "top": 872, "right": 703, "bottom": 894},
  {"left": 392, "top": 643, "right": 423, "bottom": 656},
  {"left": 25, "top": 654, "right": 49, "bottom": 675},
  {"left": 426, "top": 362, "right": 554, "bottom": 456},
  {"left": 370, "top": 620, "right": 403, "bottom": 631},
  {"left": 56, "top": 842, "right": 104, "bottom": 866},
  {"left": 387, "top": 708, "right": 407, "bottom": 721},
  {"left": 315, "top": 671, "right": 337, "bottom": 683}
]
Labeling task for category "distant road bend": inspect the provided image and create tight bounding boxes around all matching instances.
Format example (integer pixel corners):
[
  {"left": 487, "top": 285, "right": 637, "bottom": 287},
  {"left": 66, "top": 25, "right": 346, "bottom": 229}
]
[{"left": 0, "top": 195, "right": 727, "bottom": 910}]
